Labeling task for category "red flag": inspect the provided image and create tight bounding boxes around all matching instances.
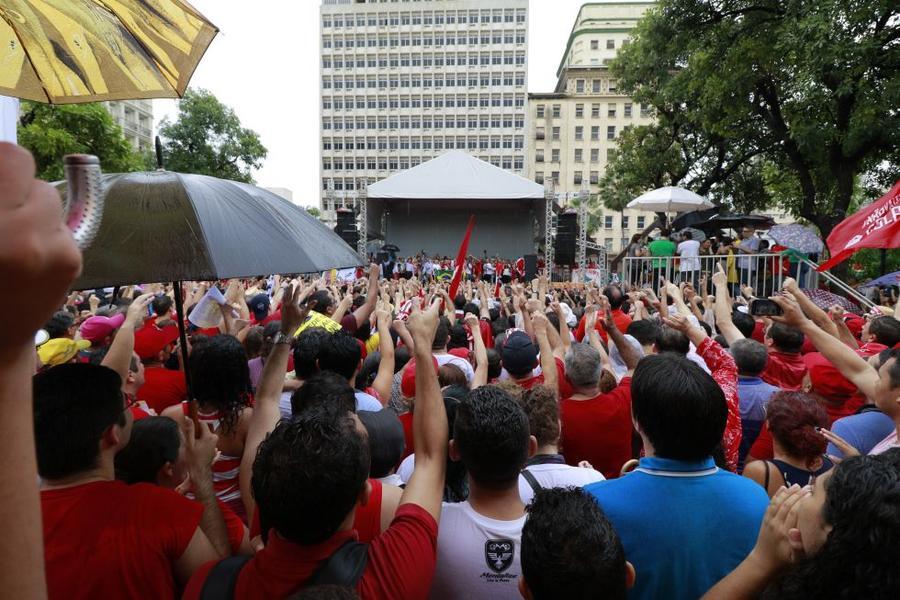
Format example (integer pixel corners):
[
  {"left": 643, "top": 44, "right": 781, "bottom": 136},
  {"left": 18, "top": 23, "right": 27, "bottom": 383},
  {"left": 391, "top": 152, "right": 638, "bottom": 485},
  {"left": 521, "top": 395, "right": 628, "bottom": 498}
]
[
  {"left": 818, "top": 181, "right": 900, "bottom": 271},
  {"left": 448, "top": 215, "right": 475, "bottom": 300},
  {"left": 494, "top": 279, "right": 502, "bottom": 298}
]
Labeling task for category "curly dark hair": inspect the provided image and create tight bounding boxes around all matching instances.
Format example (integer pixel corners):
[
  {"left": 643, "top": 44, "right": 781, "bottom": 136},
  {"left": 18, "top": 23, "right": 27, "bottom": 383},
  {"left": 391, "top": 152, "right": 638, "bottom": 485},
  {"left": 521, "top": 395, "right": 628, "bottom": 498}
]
[
  {"left": 522, "top": 488, "right": 628, "bottom": 600},
  {"left": 766, "top": 391, "right": 829, "bottom": 465},
  {"left": 189, "top": 335, "right": 250, "bottom": 435},
  {"left": 763, "top": 449, "right": 900, "bottom": 600},
  {"left": 520, "top": 385, "right": 559, "bottom": 447}
]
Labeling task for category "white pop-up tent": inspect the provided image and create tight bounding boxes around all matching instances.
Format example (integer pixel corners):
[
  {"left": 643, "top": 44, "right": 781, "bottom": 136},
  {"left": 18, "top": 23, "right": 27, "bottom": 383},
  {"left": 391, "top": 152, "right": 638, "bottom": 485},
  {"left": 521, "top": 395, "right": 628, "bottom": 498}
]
[{"left": 366, "top": 151, "right": 546, "bottom": 258}]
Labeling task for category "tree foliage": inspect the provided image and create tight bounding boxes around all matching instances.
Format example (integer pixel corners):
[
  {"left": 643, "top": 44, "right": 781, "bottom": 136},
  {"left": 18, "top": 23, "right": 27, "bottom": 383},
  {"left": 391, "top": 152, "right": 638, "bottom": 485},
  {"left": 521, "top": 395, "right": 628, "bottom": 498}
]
[
  {"left": 159, "top": 88, "right": 267, "bottom": 183},
  {"left": 17, "top": 101, "right": 148, "bottom": 182},
  {"left": 602, "top": 0, "right": 899, "bottom": 238}
]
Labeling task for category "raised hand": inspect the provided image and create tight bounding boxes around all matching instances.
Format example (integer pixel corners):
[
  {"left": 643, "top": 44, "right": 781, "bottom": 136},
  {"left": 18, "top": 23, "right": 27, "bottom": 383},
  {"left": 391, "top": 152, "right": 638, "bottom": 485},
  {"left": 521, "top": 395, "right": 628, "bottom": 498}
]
[
  {"left": 407, "top": 298, "right": 441, "bottom": 347},
  {"left": 125, "top": 293, "right": 155, "bottom": 328},
  {"left": 770, "top": 292, "right": 809, "bottom": 328},
  {"left": 280, "top": 283, "right": 315, "bottom": 335},
  {"left": 711, "top": 263, "right": 728, "bottom": 288}
]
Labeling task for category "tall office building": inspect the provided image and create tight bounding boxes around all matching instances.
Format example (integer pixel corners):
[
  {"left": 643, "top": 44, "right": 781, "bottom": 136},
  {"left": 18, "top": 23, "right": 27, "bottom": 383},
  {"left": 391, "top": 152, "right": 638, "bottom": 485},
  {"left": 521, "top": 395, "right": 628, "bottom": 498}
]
[
  {"left": 105, "top": 99, "right": 154, "bottom": 153},
  {"left": 319, "top": 0, "right": 529, "bottom": 223},
  {"left": 527, "top": 2, "right": 656, "bottom": 254}
]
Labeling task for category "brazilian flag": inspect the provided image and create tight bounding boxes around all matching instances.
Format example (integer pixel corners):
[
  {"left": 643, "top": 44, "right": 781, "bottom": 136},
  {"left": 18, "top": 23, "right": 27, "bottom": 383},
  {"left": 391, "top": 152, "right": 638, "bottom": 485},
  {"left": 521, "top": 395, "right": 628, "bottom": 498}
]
[{"left": 435, "top": 269, "right": 453, "bottom": 282}]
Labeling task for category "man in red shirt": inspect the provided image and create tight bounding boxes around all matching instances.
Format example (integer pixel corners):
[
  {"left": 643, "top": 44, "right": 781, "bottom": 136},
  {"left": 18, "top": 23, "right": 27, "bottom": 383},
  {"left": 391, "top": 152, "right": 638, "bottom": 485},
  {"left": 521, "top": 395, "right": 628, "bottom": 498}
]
[
  {"left": 34, "top": 363, "right": 224, "bottom": 600},
  {"left": 135, "top": 323, "right": 187, "bottom": 414},
  {"left": 574, "top": 285, "right": 632, "bottom": 344},
  {"left": 761, "top": 322, "right": 808, "bottom": 390},
  {"left": 184, "top": 290, "right": 449, "bottom": 599},
  {"left": 561, "top": 307, "right": 639, "bottom": 479}
]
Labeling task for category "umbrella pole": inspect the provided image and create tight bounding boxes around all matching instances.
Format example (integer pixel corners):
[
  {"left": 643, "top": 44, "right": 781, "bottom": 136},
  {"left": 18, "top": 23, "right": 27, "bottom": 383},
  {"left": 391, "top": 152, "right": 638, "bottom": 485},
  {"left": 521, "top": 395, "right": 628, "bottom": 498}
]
[{"left": 173, "top": 281, "right": 201, "bottom": 438}]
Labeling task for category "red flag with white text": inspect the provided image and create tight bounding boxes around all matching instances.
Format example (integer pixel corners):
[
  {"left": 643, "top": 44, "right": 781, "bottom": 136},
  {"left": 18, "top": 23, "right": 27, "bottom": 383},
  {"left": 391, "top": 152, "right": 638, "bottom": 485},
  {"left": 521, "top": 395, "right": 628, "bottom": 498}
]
[{"left": 818, "top": 181, "right": 900, "bottom": 271}]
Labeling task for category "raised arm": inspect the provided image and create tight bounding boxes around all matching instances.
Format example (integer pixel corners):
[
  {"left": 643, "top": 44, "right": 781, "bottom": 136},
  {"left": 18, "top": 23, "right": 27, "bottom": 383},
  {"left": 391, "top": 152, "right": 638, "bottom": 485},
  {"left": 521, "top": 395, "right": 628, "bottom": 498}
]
[
  {"left": 783, "top": 278, "right": 838, "bottom": 338},
  {"left": 101, "top": 293, "right": 154, "bottom": 386},
  {"left": 353, "top": 264, "right": 381, "bottom": 329},
  {"left": 771, "top": 293, "right": 879, "bottom": 400},
  {"left": 179, "top": 418, "right": 230, "bottom": 558},
  {"left": 551, "top": 301, "right": 572, "bottom": 356},
  {"left": 371, "top": 309, "right": 395, "bottom": 404},
  {"left": 585, "top": 306, "right": 614, "bottom": 374},
  {"left": 712, "top": 263, "right": 745, "bottom": 345},
  {"left": 402, "top": 300, "right": 449, "bottom": 521},
  {"left": 531, "top": 312, "right": 558, "bottom": 392},
  {"left": 239, "top": 285, "right": 313, "bottom": 519},
  {"left": 602, "top": 297, "right": 639, "bottom": 375},
  {"left": 465, "top": 313, "right": 489, "bottom": 389}
]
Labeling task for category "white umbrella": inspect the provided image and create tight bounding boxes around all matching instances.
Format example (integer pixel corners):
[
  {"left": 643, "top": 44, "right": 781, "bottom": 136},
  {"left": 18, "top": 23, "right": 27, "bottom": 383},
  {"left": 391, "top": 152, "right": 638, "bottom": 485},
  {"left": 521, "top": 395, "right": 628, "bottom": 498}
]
[{"left": 626, "top": 186, "right": 715, "bottom": 213}]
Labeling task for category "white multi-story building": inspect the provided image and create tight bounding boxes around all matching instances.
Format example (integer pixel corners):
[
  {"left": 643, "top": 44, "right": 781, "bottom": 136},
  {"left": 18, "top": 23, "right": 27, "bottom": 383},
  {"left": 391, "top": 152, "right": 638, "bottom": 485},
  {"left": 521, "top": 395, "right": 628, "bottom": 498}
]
[
  {"left": 319, "top": 0, "right": 529, "bottom": 223},
  {"left": 104, "top": 99, "right": 154, "bottom": 153},
  {"left": 528, "top": 2, "right": 656, "bottom": 255}
]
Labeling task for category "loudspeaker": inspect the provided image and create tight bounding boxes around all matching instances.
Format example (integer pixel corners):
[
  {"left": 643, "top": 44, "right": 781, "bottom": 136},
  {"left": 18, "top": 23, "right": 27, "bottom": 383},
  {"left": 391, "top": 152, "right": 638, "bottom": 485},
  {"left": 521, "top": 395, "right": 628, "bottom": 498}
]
[
  {"left": 524, "top": 255, "right": 538, "bottom": 281},
  {"left": 334, "top": 209, "right": 358, "bottom": 247},
  {"left": 555, "top": 212, "right": 578, "bottom": 265}
]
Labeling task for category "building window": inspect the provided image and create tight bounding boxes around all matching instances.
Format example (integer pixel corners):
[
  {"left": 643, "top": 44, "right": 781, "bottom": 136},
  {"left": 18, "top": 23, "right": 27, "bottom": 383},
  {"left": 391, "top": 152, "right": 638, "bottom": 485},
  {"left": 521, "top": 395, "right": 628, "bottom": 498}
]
[
  {"left": 550, "top": 104, "right": 560, "bottom": 118},
  {"left": 535, "top": 171, "right": 544, "bottom": 185},
  {"left": 641, "top": 103, "right": 650, "bottom": 117},
  {"left": 551, "top": 149, "right": 560, "bottom": 163},
  {"left": 624, "top": 103, "right": 633, "bottom": 118},
  {"left": 607, "top": 126, "right": 616, "bottom": 140},
  {"left": 590, "top": 148, "right": 599, "bottom": 163},
  {"left": 574, "top": 149, "right": 583, "bottom": 163},
  {"left": 592, "top": 80, "right": 601, "bottom": 94},
  {"left": 590, "top": 40, "right": 599, "bottom": 50},
  {"left": 608, "top": 103, "right": 617, "bottom": 117},
  {"left": 574, "top": 126, "right": 583, "bottom": 141},
  {"left": 575, "top": 104, "right": 584, "bottom": 118},
  {"left": 575, "top": 79, "right": 585, "bottom": 93},
  {"left": 535, "top": 149, "right": 545, "bottom": 163},
  {"left": 590, "top": 171, "right": 599, "bottom": 184},
  {"left": 637, "top": 216, "right": 646, "bottom": 229},
  {"left": 607, "top": 39, "right": 615, "bottom": 49},
  {"left": 552, "top": 127, "right": 560, "bottom": 140},
  {"left": 622, "top": 215, "right": 629, "bottom": 229},
  {"left": 573, "top": 171, "right": 583, "bottom": 185},
  {"left": 591, "top": 103, "right": 600, "bottom": 118},
  {"left": 604, "top": 216, "right": 613, "bottom": 229},
  {"left": 590, "top": 126, "right": 599, "bottom": 141}
]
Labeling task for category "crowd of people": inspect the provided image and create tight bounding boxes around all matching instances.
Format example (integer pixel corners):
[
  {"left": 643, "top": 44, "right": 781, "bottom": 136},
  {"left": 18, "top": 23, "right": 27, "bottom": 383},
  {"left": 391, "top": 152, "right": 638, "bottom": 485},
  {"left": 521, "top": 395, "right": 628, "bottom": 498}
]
[{"left": 2, "top": 140, "right": 900, "bottom": 599}]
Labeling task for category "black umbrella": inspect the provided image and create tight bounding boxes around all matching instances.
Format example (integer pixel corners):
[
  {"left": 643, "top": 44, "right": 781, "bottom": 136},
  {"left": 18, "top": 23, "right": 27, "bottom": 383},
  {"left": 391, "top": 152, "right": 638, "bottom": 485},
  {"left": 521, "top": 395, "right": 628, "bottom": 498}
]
[
  {"left": 700, "top": 213, "right": 775, "bottom": 231},
  {"left": 55, "top": 170, "right": 362, "bottom": 425},
  {"left": 57, "top": 171, "right": 362, "bottom": 289},
  {"left": 671, "top": 207, "right": 720, "bottom": 231},
  {"left": 381, "top": 244, "right": 400, "bottom": 252}
]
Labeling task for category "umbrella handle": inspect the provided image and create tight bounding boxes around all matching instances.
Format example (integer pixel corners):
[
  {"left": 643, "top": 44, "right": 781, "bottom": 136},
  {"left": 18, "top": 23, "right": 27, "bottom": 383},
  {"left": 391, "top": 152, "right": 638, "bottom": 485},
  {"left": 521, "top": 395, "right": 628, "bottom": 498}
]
[{"left": 63, "top": 154, "right": 105, "bottom": 251}]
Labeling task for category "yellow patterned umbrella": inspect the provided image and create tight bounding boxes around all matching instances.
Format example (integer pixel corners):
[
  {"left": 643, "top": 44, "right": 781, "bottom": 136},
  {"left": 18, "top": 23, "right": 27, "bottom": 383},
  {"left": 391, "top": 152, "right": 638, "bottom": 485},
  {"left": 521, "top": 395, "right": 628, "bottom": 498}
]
[{"left": 0, "top": 0, "right": 217, "bottom": 104}]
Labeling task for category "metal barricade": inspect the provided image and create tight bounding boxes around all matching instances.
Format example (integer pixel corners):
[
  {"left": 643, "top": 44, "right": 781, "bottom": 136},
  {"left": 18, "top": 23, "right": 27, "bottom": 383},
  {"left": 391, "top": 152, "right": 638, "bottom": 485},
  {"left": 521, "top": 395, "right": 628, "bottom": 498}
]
[{"left": 620, "top": 254, "right": 817, "bottom": 296}]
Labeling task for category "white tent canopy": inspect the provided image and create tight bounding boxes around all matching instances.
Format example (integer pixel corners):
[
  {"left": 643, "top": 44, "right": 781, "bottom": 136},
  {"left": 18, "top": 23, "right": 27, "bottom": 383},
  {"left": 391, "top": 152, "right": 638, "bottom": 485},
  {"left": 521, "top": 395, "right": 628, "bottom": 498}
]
[
  {"left": 626, "top": 186, "right": 714, "bottom": 213},
  {"left": 367, "top": 150, "right": 544, "bottom": 200}
]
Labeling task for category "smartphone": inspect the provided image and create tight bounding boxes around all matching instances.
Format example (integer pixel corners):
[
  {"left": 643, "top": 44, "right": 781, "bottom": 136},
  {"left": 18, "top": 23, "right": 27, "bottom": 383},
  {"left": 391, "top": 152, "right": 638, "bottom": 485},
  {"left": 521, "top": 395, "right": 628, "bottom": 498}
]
[{"left": 749, "top": 298, "right": 783, "bottom": 317}]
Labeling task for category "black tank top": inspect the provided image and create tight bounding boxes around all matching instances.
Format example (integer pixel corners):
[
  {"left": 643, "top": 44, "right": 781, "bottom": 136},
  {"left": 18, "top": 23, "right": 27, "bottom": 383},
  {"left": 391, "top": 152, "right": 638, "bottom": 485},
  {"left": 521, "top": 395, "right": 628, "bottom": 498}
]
[{"left": 765, "top": 457, "right": 834, "bottom": 489}]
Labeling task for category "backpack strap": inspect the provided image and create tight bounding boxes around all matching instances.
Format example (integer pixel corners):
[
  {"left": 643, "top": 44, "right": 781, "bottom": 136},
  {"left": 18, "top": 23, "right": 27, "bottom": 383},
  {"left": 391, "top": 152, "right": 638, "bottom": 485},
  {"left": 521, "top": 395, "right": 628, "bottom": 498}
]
[
  {"left": 306, "top": 539, "right": 369, "bottom": 588},
  {"left": 199, "top": 555, "right": 252, "bottom": 600},
  {"left": 521, "top": 468, "right": 542, "bottom": 494}
]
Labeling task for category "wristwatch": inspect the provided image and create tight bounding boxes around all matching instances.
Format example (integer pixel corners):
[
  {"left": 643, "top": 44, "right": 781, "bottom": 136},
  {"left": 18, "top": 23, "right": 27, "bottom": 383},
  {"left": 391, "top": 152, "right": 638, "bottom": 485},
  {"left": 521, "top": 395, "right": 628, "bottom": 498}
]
[{"left": 272, "top": 331, "right": 293, "bottom": 346}]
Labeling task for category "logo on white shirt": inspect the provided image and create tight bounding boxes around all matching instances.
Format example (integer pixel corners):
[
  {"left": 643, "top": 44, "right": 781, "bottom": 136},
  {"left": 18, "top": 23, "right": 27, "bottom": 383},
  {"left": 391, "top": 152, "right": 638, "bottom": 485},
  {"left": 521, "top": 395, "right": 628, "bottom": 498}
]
[{"left": 485, "top": 539, "right": 515, "bottom": 573}]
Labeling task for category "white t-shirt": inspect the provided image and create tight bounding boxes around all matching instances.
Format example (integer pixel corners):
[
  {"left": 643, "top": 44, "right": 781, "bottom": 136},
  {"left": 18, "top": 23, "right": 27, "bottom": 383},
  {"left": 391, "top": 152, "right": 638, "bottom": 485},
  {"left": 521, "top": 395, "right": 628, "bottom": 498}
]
[
  {"left": 279, "top": 389, "right": 382, "bottom": 419},
  {"left": 429, "top": 501, "right": 525, "bottom": 600},
  {"left": 435, "top": 352, "right": 475, "bottom": 382},
  {"left": 398, "top": 453, "right": 416, "bottom": 483},
  {"left": 517, "top": 462, "right": 605, "bottom": 505},
  {"left": 424, "top": 261, "right": 435, "bottom": 275},
  {"left": 677, "top": 239, "right": 701, "bottom": 272},
  {"left": 483, "top": 262, "right": 496, "bottom": 276}
]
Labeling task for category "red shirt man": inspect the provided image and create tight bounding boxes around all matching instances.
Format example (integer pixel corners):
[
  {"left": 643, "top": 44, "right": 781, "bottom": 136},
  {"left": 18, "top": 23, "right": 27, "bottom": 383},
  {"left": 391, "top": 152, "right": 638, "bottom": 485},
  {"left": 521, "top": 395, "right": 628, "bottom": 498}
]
[
  {"left": 134, "top": 323, "right": 187, "bottom": 414},
  {"left": 560, "top": 377, "right": 633, "bottom": 479},
  {"left": 760, "top": 323, "right": 808, "bottom": 391}
]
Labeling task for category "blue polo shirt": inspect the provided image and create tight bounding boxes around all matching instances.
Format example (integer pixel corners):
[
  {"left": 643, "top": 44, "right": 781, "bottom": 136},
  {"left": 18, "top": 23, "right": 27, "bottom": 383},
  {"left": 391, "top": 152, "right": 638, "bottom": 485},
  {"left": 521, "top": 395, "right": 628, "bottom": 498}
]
[{"left": 585, "top": 457, "right": 768, "bottom": 600}]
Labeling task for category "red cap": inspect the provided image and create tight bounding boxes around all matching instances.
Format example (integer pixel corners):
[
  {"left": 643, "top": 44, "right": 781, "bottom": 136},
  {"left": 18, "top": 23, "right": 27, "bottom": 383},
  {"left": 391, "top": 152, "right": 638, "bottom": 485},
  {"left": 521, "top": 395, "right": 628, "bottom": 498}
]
[
  {"left": 401, "top": 357, "right": 439, "bottom": 399},
  {"left": 843, "top": 314, "right": 865, "bottom": 339},
  {"left": 803, "top": 352, "right": 857, "bottom": 405},
  {"left": 134, "top": 324, "right": 180, "bottom": 360},
  {"left": 448, "top": 347, "right": 471, "bottom": 360}
]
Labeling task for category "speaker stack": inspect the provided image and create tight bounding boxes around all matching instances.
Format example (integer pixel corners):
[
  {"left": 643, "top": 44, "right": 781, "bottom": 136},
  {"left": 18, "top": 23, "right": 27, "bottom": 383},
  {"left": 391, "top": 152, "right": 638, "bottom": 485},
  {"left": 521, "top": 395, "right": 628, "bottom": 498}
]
[
  {"left": 334, "top": 208, "right": 358, "bottom": 248},
  {"left": 554, "top": 212, "right": 578, "bottom": 265}
]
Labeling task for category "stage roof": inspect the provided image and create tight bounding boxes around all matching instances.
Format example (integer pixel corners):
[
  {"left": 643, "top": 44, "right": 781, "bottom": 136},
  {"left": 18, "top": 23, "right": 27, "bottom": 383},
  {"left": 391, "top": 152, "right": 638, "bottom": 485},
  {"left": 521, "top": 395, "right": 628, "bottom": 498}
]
[{"left": 367, "top": 150, "right": 545, "bottom": 200}]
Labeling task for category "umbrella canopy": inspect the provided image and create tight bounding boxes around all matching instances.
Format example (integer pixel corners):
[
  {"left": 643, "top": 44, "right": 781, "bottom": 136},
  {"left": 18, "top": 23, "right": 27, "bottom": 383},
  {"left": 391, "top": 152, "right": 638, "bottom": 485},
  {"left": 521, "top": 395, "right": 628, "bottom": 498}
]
[
  {"left": 700, "top": 213, "right": 775, "bottom": 231},
  {"left": 678, "top": 227, "right": 706, "bottom": 242},
  {"left": 860, "top": 271, "right": 900, "bottom": 289},
  {"left": 801, "top": 289, "right": 863, "bottom": 316},
  {"left": 0, "top": 0, "right": 217, "bottom": 104},
  {"left": 626, "top": 186, "right": 714, "bottom": 213},
  {"left": 56, "top": 171, "right": 362, "bottom": 289},
  {"left": 381, "top": 244, "right": 400, "bottom": 252},
  {"left": 671, "top": 207, "right": 720, "bottom": 231},
  {"left": 768, "top": 224, "right": 824, "bottom": 254}
]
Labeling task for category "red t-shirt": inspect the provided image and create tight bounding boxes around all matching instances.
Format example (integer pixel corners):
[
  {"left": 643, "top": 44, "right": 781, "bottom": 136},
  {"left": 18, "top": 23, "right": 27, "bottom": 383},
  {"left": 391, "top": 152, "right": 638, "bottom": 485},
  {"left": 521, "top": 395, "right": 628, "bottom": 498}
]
[
  {"left": 560, "top": 377, "right": 633, "bottom": 479},
  {"left": 219, "top": 499, "right": 247, "bottom": 555},
  {"left": 399, "top": 412, "right": 415, "bottom": 460},
  {"left": 42, "top": 481, "right": 202, "bottom": 600},
  {"left": 138, "top": 367, "right": 188, "bottom": 414},
  {"left": 250, "top": 479, "right": 385, "bottom": 545},
  {"left": 761, "top": 351, "right": 807, "bottom": 391},
  {"left": 184, "top": 503, "right": 438, "bottom": 600},
  {"left": 574, "top": 309, "right": 633, "bottom": 345},
  {"left": 512, "top": 357, "right": 574, "bottom": 397}
]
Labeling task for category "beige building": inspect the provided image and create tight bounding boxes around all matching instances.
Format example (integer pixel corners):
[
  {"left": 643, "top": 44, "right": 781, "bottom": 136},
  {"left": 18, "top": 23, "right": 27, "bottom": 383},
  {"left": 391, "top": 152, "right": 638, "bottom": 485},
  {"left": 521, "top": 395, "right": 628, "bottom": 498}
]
[
  {"left": 104, "top": 99, "right": 153, "bottom": 153},
  {"left": 527, "top": 2, "right": 656, "bottom": 254}
]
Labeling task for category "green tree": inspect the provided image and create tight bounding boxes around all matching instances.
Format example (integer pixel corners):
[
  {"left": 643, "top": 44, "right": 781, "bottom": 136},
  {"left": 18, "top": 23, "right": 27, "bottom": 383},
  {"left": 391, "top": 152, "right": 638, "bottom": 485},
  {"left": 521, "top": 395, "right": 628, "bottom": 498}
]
[
  {"left": 305, "top": 206, "right": 322, "bottom": 218},
  {"left": 605, "top": 0, "right": 899, "bottom": 239},
  {"left": 17, "top": 101, "right": 147, "bottom": 182},
  {"left": 159, "top": 88, "right": 267, "bottom": 183}
]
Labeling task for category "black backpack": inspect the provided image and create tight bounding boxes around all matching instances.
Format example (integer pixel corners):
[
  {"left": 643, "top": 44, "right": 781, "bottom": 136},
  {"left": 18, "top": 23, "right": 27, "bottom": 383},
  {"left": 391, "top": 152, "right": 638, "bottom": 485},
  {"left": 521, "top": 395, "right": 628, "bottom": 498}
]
[{"left": 198, "top": 539, "right": 368, "bottom": 599}]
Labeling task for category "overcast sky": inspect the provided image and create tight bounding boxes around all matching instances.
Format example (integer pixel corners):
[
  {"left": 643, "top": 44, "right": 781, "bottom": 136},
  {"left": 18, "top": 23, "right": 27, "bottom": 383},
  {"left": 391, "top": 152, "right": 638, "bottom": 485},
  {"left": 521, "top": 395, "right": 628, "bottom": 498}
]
[{"left": 155, "top": 0, "right": 606, "bottom": 207}]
